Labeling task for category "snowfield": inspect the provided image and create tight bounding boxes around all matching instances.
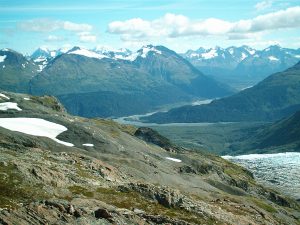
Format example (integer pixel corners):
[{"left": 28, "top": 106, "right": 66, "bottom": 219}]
[
  {"left": 83, "top": 143, "right": 94, "bottom": 147},
  {"left": 166, "top": 157, "right": 182, "bottom": 162},
  {"left": 0, "top": 118, "right": 74, "bottom": 147},
  {"left": 0, "top": 93, "right": 10, "bottom": 100},
  {"left": 0, "top": 102, "right": 22, "bottom": 111}
]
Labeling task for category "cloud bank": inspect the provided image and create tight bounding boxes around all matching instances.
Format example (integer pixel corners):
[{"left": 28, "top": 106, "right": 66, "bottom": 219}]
[
  {"left": 107, "top": 7, "right": 300, "bottom": 41},
  {"left": 19, "top": 18, "right": 96, "bottom": 43}
]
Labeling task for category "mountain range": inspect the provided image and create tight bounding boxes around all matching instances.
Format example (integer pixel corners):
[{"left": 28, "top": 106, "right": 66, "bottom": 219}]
[
  {"left": 182, "top": 45, "right": 300, "bottom": 89},
  {"left": 144, "top": 61, "right": 300, "bottom": 123},
  {"left": 0, "top": 45, "right": 233, "bottom": 118}
]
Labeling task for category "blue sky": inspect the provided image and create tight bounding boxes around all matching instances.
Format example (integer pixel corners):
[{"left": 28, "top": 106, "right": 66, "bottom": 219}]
[{"left": 0, "top": 0, "right": 300, "bottom": 54}]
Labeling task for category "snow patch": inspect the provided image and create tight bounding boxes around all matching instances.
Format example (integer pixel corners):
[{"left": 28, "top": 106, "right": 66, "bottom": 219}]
[
  {"left": 0, "top": 102, "right": 22, "bottom": 111},
  {"left": 0, "top": 55, "right": 7, "bottom": 63},
  {"left": 83, "top": 143, "right": 94, "bottom": 147},
  {"left": 23, "top": 97, "right": 30, "bottom": 101},
  {"left": 192, "top": 99, "right": 213, "bottom": 106},
  {"left": 268, "top": 56, "right": 279, "bottom": 61},
  {"left": 248, "top": 49, "right": 256, "bottom": 55},
  {"left": 34, "top": 57, "right": 47, "bottom": 63},
  {"left": 0, "top": 93, "right": 10, "bottom": 100},
  {"left": 166, "top": 157, "right": 182, "bottom": 162},
  {"left": 0, "top": 118, "right": 74, "bottom": 147},
  {"left": 241, "top": 53, "right": 247, "bottom": 61}
]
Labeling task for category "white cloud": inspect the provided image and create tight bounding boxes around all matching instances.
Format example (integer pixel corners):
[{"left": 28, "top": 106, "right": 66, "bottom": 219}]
[
  {"left": 63, "top": 21, "right": 92, "bottom": 32},
  {"left": 108, "top": 7, "right": 300, "bottom": 41},
  {"left": 19, "top": 19, "right": 92, "bottom": 33},
  {"left": 45, "top": 35, "right": 64, "bottom": 42},
  {"left": 77, "top": 32, "right": 97, "bottom": 43},
  {"left": 255, "top": 0, "right": 273, "bottom": 11}
]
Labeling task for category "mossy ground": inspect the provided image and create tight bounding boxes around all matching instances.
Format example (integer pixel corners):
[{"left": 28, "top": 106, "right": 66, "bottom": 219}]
[
  {"left": 0, "top": 163, "right": 49, "bottom": 209},
  {"left": 67, "top": 185, "right": 221, "bottom": 224}
]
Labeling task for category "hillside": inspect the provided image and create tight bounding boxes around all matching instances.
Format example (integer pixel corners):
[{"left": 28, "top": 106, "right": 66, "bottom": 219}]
[
  {"left": 229, "top": 110, "right": 300, "bottom": 155},
  {"left": 0, "top": 91, "right": 299, "bottom": 224},
  {"left": 0, "top": 49, "right": 38, "bottom": 93},
  {"left": 145, "top": 61, "right": 300, "bottom": 123}
]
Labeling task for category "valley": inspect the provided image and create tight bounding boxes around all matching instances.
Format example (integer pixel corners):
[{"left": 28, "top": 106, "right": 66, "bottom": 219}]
[{"left": 1, "top": 1, "right": 300, "bottom": 224}]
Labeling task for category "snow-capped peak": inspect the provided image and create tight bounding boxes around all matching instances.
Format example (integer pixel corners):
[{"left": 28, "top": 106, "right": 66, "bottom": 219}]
[
  {"left": 67, "top": 47, "right": 108, "bottom": 60},
  {"left": 201, "top": 48, "right": 218, "bottom": 59},
  {"left": 139, "top": 45, "right": 162, "bottom": 58}
]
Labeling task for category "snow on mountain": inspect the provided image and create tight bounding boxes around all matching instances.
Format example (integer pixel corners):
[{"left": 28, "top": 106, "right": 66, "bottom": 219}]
[
  {"left": 0, "top": 118, "right": 74, "bottom": 146},
  {"left": 67, "top": 47, "right": 108, "bottom": 59},
  {"left": 201, "top": 48, "right": 218, "bottom": 59},
  {"left": 124, "top": 45, "right": 162, "bottom": 61},
  {"left": 268, "top": 56, "right": 279, "bottom": 61},
  {"left": 0, "top": 93, "right": 10, "bottom": 100},
  {"left": 0, "top": 102, "right": 22, "bottom": 111},
  {"left": 0, "top": 55, "right": 6, "bottom": 63}
]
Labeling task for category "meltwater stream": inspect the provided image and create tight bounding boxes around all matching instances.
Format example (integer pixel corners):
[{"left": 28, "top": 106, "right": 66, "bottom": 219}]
[{"left": 223, "top": 152, "right": 300, "bottom": 200}]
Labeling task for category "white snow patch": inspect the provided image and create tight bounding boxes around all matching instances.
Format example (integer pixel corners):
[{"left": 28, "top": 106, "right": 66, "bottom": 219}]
[
  {"left": 248, "top": 49, "right": 256, "bottom": 55},
  {"left": 192, "top": 99, "right": 213, "bottom": 106},
  {"left": 0, "top": 118, "right": 74, "bottom": 147},
  {"left": 201, "top": 49, "right": 218, "bottom": 59},
  {"left": 241, "top": 53, "right": 247, "bottom": 61},
  {"left": 228, "top": 48, "right": 234, "bottom": 55},
  {"left": 23, "top": 97, "right": 30, "bottom": 101},
  {"left": 22, "top": 63, "right": 26, "bottom": 68},
  {"left": 0, "top": 93, "right": 10, "bottom": 100},
  {"left": 0, "top": 55, "right": 7, "bottom": 63},
  {"left": 34, "top": 57, "right": 46, "bottom": 63},
  {"left": 83, "top": 143, "right": 94, "bottom": 147},
  {"left": 68, "top": 48, "right": 108, "bottom": 60},
  {"left": 2, "top": 65, "right": 5, "bottom": 69},
  {"left": 295, "top": 55, "right": 300, "bottom": 58},
  {"left": 50, "top": 51, "right": 56, "bottom": 57},
  {"left": 0, "top": 102, "right": 22, "bottom": 111},
  {"left": 166, "top": 157, "right": 182, "bottom": 162},
  {"left": 268, "top": 56, "right": 279, "bottom": 61}
]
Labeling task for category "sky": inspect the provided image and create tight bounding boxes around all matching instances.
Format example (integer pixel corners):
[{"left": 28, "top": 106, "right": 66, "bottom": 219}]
[{"left": 0, "top": 0, "right": 300, "bottom": 54}]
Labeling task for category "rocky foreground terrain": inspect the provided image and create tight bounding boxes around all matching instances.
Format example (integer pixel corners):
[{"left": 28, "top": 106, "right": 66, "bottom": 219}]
[{"left": 0, "top": 91, "right": 299, "bottom": 225}]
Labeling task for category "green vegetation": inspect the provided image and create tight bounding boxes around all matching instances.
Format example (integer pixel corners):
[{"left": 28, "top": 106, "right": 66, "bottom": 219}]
[
  {"left": 250, "top": 197, "right": 277, "bottom": 213},
  {"left": 0, "top": 163, "right": 49, "bottom": 209},
  {"left": 150, "top": 122, "right": 267, "bottom": 155}
]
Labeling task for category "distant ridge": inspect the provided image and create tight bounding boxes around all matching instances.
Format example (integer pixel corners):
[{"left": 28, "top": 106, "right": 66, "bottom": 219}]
[{"left": 145, "top": 60, "right": 300, "bottom": 123}]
